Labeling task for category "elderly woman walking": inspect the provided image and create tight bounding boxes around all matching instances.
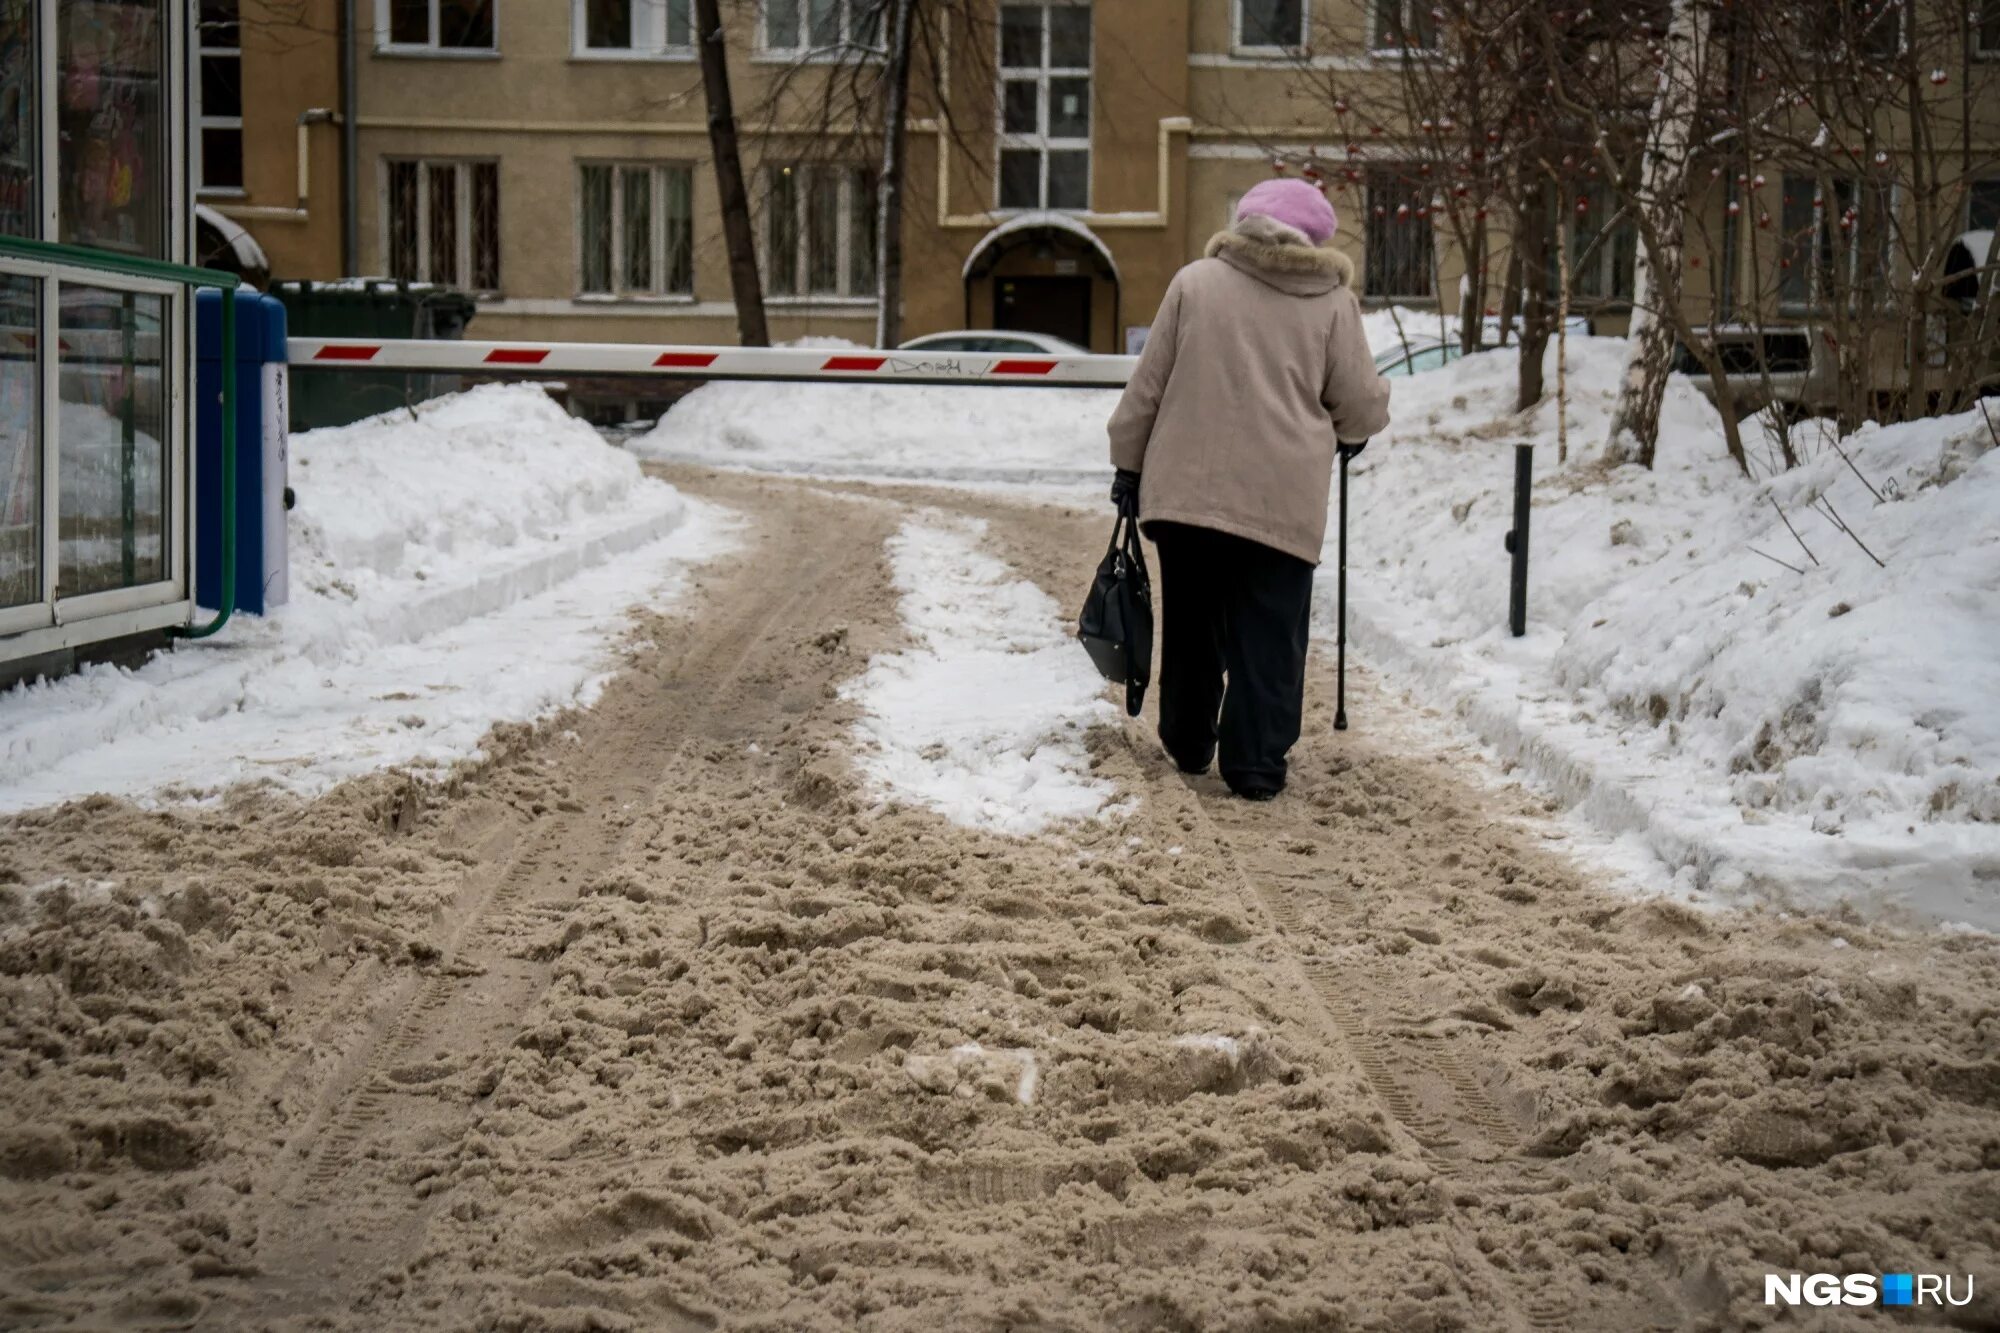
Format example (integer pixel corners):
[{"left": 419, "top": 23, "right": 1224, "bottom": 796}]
[{"left": 1107, "top": 179, "right": 1391, "bottom": 801}]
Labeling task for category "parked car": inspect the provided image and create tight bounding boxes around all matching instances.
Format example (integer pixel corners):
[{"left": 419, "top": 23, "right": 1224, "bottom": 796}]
[
  {"left": 898, "top": 330, "right": 1091, "bottom": 355},
  {"left": 1374, "top": 338, "right": 1462, "bottom": 377},
  {"left": 1374, "top": 316, "right": 1590, "bottom": 377},
  {"left": 1671, "top": 325, "right": 1832, "bottom": 417}
]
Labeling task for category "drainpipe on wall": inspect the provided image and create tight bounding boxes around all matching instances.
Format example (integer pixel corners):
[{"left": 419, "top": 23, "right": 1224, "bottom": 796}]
[{"left": 340, "top": 0, "right": 359, "bottom": 276}]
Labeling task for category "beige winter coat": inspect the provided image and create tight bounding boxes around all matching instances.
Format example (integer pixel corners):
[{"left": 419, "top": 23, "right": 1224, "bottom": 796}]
[{"left": 1107, "top": 215, "right": 1392, "bottom": 565}]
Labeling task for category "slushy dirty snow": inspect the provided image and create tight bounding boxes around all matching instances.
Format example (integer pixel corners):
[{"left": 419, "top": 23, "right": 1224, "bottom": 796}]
[
  {"left": 641, "top": 330, "right": 2000, "bottom": 927},
  {"left": 843, "top": 512, "right": 1118, "bottom": 834},
  {"left": 0, "top": 385, "right": 732, "bottom": 811},
  {"left": 2, "top": 471, "right": 1994, "bottom": 1332}
]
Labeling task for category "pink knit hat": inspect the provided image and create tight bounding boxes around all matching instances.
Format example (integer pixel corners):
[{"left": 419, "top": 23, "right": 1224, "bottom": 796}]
[{"left": 1235, "top": 178, "right": 1338, "bottom": 246}]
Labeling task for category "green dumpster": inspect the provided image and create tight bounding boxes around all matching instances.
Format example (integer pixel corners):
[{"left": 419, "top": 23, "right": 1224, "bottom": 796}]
[{"left": 272, "top": 280, "right": 478, "bottom": 431}]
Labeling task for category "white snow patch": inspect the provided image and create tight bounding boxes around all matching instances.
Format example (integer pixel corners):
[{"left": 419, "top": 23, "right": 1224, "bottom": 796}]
[
  {"left": 1171, "top": 1033, "right": 1244, "bottom": 1064},
  {"left": 904, "top": 1043, "right": 1040, "bottom": 1105},
  {"left": 0, "top": 385, "right": 735, "bottom": 811},
  {"left": 843, "top": 514, "right": 1118, "bottom": 834}
]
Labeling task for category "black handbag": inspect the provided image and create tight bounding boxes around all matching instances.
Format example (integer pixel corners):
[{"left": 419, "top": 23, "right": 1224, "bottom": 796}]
[{"left": 1077, "top": 495, "right": 1153, "bottom": 717}]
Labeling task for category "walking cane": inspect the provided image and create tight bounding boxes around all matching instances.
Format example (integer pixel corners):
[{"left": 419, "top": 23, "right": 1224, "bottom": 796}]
[{"left": 1334, "top": 448, "right": 1351, "bottom": 732}]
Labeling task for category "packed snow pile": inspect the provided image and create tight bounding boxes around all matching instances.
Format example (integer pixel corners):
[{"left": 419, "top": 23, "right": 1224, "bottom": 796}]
[
  {"left": 844, "top": 514, "right": 1118, "bottom": 834},
  {"left": 634, "top": 380, "right": 1117, "bottom": 486},
  {"left": 0, "top": 384, "right": 728, "bottom": 811},
  {"left": 1344, "top": 339, "right": 2000, "bottom": 926}
]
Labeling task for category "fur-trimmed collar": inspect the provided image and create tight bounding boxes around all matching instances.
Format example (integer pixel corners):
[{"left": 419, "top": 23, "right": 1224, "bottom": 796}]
[{"left": 1205, "top": 215, "right": 1354, "bottom": 296}]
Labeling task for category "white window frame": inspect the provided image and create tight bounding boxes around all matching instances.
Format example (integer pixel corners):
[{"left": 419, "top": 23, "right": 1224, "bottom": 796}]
[
  {"left": 194, "top": 4, "right": 244, "bottom": 196},
  {"left": 757, "top": 0, "right": 886, "bottom": 61},
  {"left": 1369, "top": 0, "right": 1440, "bottom": 56},
  {"left": 572, "top": 0, "right": 694, "bottom": 60},
  {"left": 762, "top": 164, "right": 878, "bottom": 303},
  {"left": 383, "top": 158, "right": 501, "bottom": 292},
  {"left": 576, "top": 162, "right": 696, "bottom": 300},
  {"left": 1231, "top": 0, "right": 1308, "bottom": 56},
  {"left": 374, "top": 0, "right": 499, "bottom": 56},
  {"left": 1778, "top": 172, "right": 1897, "bottom": 315},
  {"left": 1570, "top": 178, "right": 1636, "bottom": 303},
  {"left": 995, "top": 1, "right": 1092, "bottom": 214}
]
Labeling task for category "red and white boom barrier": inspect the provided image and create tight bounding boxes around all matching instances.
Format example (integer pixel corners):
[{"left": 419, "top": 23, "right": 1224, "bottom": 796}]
[{"left": 288, "top": 338, "right": 1137, "bottom": 388}]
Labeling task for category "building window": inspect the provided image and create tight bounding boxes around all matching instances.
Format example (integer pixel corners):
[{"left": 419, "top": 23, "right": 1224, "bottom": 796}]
[
  {"left": 1236, "top": 0, "right": 1303, "bottom": 50},
  {"left": 1981, "top": 0, "right": 2000, "bottom": 56},
  {"left": 998, "top": 3, "right": 1090, "bottom": 211},
  {"left": 1370, "top": 0, "right": 1438, "bottom": 52},
  {"left": 580, "top": 163, "right": 693, "bottom": 296},
  {"left": 1365, "top": 168, "right": 1433, "bottom": 298},
  {"left": 1970, "top": 179, "right": 2000, "bottom": 231},
  {"left": 196, "top": 2, "right": 244, "bottom": 193},
  {"left": 761, "top": 0, "right": 884, "bottom": 55},
  {"left": 387, "top": 160, "right": 500, "bottom": 290},
  {"left": 1778, "top": 172, "right": 1891, "bottom": 312},
  {"left": 577, "top": 0, "right": 692, "bottom": 55},
  {"left": 765, "top": 164, "right": 876, "bottom": 298},
  {"left": 378, "top": 0, "right": 497, "bottom": 52},
  {"left": 1569, "top": 179, "right": 1636, "bottom": 302}
]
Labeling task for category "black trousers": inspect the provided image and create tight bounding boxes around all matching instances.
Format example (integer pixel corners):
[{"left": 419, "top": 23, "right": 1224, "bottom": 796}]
[{"left": 1149, "top": 521, "right": 1316, "bottom": 793}]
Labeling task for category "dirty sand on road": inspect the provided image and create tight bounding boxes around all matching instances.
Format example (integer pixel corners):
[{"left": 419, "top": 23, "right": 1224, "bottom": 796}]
[{"left": 1, "top": 468, "right": 1996, "bottom": 1332}]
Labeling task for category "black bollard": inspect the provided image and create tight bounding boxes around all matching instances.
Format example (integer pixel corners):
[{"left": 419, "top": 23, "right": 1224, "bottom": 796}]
[{"left": 1506, "top": 443, "right": 1532, "bottom": 638}]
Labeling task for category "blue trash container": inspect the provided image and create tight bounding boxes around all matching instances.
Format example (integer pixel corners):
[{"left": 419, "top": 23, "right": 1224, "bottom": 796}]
[{"left": 196, "top": 290, "right": 289, "bottom": 616}]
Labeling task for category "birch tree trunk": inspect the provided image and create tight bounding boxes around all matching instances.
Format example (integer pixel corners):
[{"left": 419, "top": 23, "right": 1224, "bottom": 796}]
[
  {"left": 1607, "top": 0, "right": 1709, "bottom": 467},
  {"left": 694, "top": 0, "right": 770, "bottom": 347},
  {"left": 874, "top": 0, "right": 917, "bottom": 349}
]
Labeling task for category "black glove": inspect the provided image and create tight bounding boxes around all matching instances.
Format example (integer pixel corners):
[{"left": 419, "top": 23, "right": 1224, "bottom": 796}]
[
  {"left": 1338, "top": 439, "right": 1369, "bottom": 463},
  {"left": 1110, "top": 468, "right": 1141, "bottom": 515}
]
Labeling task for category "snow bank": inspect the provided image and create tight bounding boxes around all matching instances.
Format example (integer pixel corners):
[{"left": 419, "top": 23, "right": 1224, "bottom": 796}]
[
  {"left": 1342, "top": 339, "right": 2000, "bottom": 927},
  {"left": 844, "top": 514, "right": 1118, "bottom": 834},
  {"left": 0, "top": 384, "right": 731, "bottom": 811},
  {"left": 633, "top": 380, "right": 1117, "bottom": 487}
]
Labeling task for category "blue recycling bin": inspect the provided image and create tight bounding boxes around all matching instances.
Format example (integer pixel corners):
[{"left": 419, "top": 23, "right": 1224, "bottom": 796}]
[{"left": 196, "top": 290, "right": 290, "bottom": 616}]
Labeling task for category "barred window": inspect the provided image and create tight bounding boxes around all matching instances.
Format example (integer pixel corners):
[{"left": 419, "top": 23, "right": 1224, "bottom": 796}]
[
  {"left": 579, "top": 163, "right": 694, "bottom": 297},
  {"left": 1364, "top": 169, "right": 1434, "bottom": 299},
  {"left": 387, "top": 159, "right": 500, "bottom": 291},
  {"left": 765, "top": 165, "right": 877, "bottom": 298}
]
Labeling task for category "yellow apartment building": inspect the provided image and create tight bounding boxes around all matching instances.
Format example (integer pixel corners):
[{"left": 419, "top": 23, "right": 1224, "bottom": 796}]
[
  {"left": 196, "top": 0, "right": 346, "bottom": 281},
  {"left": 217, "top": 0, "right": 2000, "bottom": 382}
]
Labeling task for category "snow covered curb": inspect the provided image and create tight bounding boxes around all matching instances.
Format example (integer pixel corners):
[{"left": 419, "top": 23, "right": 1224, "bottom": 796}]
[
  {"left": 843, "top": 513, "right": 1119, "bottom": 834},
  {"left": 1330, "top": 343, "right": 2000, "bottom": 931}
]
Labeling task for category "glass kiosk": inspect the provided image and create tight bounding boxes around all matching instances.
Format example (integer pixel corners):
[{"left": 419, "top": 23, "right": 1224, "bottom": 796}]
[{"left": 0, "top": 0, "right": 237, "bottom": 676}]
